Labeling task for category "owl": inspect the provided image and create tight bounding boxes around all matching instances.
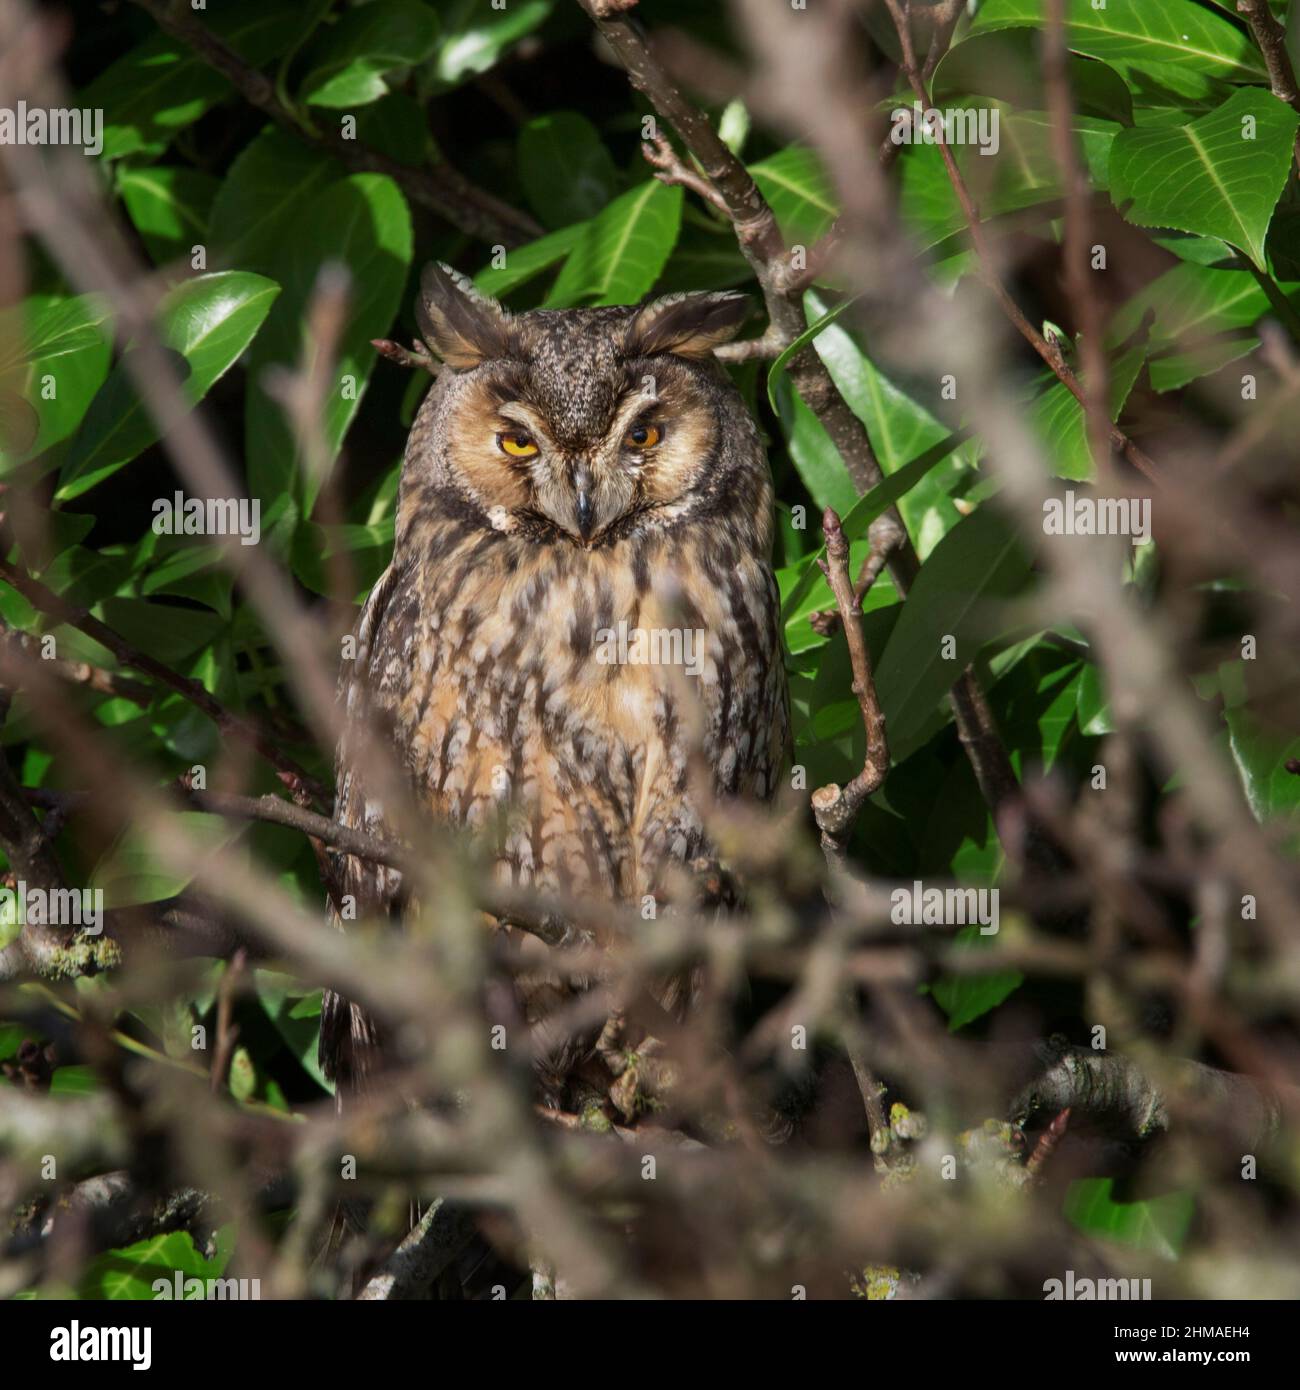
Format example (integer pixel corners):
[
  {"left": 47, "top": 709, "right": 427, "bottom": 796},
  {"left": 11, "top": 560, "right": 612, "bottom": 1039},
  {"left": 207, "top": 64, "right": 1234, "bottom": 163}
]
[{"left": 320, "top": 264, "right": 789, "bottom": 1111}]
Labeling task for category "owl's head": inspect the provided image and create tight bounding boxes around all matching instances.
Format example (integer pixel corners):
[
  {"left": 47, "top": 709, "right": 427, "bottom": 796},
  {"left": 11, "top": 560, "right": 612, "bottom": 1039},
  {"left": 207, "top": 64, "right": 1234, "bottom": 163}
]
[{"left": 402, "top": 264, "right": 762, "bottom": 549}]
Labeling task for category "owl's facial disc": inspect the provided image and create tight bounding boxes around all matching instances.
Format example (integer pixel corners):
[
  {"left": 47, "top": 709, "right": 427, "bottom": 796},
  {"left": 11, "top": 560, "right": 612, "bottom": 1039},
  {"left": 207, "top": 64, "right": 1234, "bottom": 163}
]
[
  {"left": 480, "top": 375, "right": 717, "bottom": 546},
  {"left": 419, "top": 273, "right": 749, "bottom": 545},
  {"left": 488, "top": 395, "right": 653, "bottom": 544}
]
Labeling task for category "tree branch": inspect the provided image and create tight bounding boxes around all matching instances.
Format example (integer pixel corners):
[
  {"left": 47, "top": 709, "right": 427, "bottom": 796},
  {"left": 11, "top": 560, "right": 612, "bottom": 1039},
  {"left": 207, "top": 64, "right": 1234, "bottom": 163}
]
[
  {"left": 880, "top": 0, "right": 1157, "bottom": 480},
  {"left": 128, "top": 0, "right": 542, "bottom": 248},
  {"left": 355, "top": 1197, "right": 479, "bottom": 1300},
  {"left": 810, "top": 509, "right": 889, "bottom": 863},
  {"left": 1238, "top": 0, "right": 1300, "bottom": 110},
  {"left": 0, "top": 629, "right": 152, "bottom": 706},
  {"left": 578, "top": 0, "right": 1028, "bottom": 843}
]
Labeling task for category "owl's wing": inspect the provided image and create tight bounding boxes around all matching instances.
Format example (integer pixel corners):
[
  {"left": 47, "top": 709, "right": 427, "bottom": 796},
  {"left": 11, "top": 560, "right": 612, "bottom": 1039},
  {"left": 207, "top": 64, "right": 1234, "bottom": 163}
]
[{"left": 319, "top": 557, "right": 413, "bottom": 1097}]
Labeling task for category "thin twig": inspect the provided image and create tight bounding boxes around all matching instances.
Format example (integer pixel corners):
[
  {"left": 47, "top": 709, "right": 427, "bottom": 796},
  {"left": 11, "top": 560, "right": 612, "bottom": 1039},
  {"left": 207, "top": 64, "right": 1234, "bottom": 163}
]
[
  {"left": 0, "top": 630, "right": 152, "bottom": 706},
  {"left": 371, "top": 337, "right": 438, "bottom": 373},
  {"left": 881, "top": 0, "right": 1158, "bottom": 481},
  {"left": 1045, "top": 0, "right": 1110, "bottom": 476},
  {"left": 210, "top": 949, "right": 247, "bottom": 1094},
  {"left": 642, "top": 131, "right": 732, "bottom": 217},
  {"left": 811, "top": 509, "right": 889, "bottom": 863},
  {"left": 1024, "top": 1107, "right": 1071, "bottom": 1178}
]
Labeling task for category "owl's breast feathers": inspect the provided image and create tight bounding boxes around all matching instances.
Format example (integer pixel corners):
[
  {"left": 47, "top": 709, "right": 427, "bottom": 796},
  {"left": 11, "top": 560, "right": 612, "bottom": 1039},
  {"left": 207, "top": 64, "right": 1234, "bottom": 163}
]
[{"left": 335, "top": 504, "right": 789, "bottom": 908}]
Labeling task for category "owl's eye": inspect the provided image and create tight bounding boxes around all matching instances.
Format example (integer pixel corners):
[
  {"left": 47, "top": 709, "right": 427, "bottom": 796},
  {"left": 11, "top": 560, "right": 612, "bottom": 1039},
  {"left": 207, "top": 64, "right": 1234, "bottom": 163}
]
[
  {"left": 623, "top": 422, "right": 662, "bottom": 450},
  {"left": 497, "top": 431, "right": 538, "bottom": 459}
]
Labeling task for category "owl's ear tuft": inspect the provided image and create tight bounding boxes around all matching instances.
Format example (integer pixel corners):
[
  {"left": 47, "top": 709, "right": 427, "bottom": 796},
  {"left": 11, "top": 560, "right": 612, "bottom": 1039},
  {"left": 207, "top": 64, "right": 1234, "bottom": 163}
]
[
  {"left": 623, "top": 291, "right": 751, "bottom": 361},
  {"left": 416, "top": 263, "right": 512, "bottom": 369}
]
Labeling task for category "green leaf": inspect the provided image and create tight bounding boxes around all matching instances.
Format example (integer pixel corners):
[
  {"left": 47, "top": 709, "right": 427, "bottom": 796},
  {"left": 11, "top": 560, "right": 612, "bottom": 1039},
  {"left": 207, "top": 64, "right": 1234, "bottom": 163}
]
[
  {"left": 0, "top": 293, "right": 112, "bottom": 376},
  {"left": 98, "top": 595, "right": 226, "bottom": 667},
  {"left": 546, "top": 181, "right": 682, "bottom": 307},
  {"left": 875, "top": 506, "right": 1034, "bottom": 764},
  {"left": 1076, "top": 661, "right": 1115, "bottom": 736},
  {"left": 1267, "top": 197, "right": 1300, "bottom": 279},
  {"left": 57, "top": 272, "right": 280, "bottom": 500},
  {"left": 1227, "top": 708, "right": 1300, "bottom": 821},
  {"left": 244, "top": 174, "right": 413, "bottom": 514},
  {"left": 80, "top": 0, "right": 333, "bottom": 160},
  {"left": 228, "top": 1045, "right": 258, "bottom": 1102},
  {"left": 300, "top": 0, "right": 441, "bottom": 107},
  {"left": 78, "top": 1229, "right": 234, "bottom": 1301},
  {"left": 1064, "top": 1178, "right": 1195, "bottom": 1258},
  {"left": 749, "top": 146, "right": 837, "bottom": 246},
  {"left": 899, "top": 107, "right": 1118, "bottom": 253},
  {"left": 256, "top": 969, "right": 331, "bottom": 1092},
  {"left": 0, "top": 1023, "right": 26, "bottom": 1060},
  {"left": 766, "top": 296, "right": 859, "bottom": 414},
  {"left": 792, "top": 605, "right": 901, "bottom": 748},
  {"left": 429, "top": 0, "right": 553, "bottom": 91},
  {"left": 998, "top": 650, "right": 1084, "bottom": 772},
  {"left": 971, "top": 0, "right": 1266, "bottom": 99},
  {"left": 1029, "top": 341, "right": 1147, "bottom": 482},
  {"left": 844, "top": 431, "right": 970, "bottom": 549},
  {"left": 932, "top": 28, "right": 1134, "bottom": 125},
  {"left": 288, "top": 990, "right": 323, "bottom": 1020},
  {"left": 472, "top": 222, "right": 585, "bottom": 299},
  {"left": 1148, "top": 233, "right": 1237, "bottom": 267},
  {"left": 0, "top": 293, "right": 113, "bottom": 470},
  {"left": 1109, "top": 262, "right": 1281, "bottom": 392},
  {"left": 931, "top": 927, "right": 1024, "bottom": 1031},
  {"left": 778, "top": 430, "right": 971, "bottom": 630},
  {"left": 118, "top": 166, "right": 220, "bottom": 266},
  {"left": 141, "top": 541, "right": 234, "bottom": 619},
  {"left": 774, "top": 290, "right": 975, "bottom": 618},
  {"left": 781, "top": 389, "right": 860, "bottom": 520},
  {"left": 49, "top": 1065, "right": 99, "bottom": 1097},
  {"left": 0, "top": 388, "right": 38, "bottom": 459},
  {"left": 1109, "top": 88, "right": 1300, "bottom": 268},
  {"left": 90, "top": 811, "right": 240, "bottom": 908},
  {"left": 1221, "top": 663, "right": 1300, "bottom": 821},
  {"left": 291, "top": 518, "right": 394, "bottom": 601},
  {"left": 518, "top": 111, "right": 619, "bottom": 229},
  {"left": 648, "top": 224, "right": 751, "bottom": 294},
  {"left": 209, "top": 128, "right": 341, "bottom": 278},
  {"left": 11, "top": 510, "right": 94, "bottom": 578},
  {"left": 354, "top": 91, "right": 432, "bottom": 166},
  {"left": 800, "top": 290, "right": 975, "bottom": 550}
]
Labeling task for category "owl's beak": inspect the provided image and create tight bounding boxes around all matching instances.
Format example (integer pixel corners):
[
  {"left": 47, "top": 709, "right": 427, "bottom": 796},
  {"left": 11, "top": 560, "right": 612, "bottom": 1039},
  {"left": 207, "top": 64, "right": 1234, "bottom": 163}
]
[
  {"left": 575, "top": 487, "right": 595, "bottom": 541},
  {"left": 572, "top": 465, "right": 596, "bottom": 541}
]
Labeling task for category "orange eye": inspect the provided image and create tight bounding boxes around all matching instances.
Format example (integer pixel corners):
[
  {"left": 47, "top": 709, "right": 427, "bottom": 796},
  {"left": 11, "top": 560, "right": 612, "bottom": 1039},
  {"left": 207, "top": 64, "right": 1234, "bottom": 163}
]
[
  {"left": 624, "top": 422, "right": 661, "bottom": 450},
  {"left": 497, "top": 431, "right": 538, "bottom": 459}
]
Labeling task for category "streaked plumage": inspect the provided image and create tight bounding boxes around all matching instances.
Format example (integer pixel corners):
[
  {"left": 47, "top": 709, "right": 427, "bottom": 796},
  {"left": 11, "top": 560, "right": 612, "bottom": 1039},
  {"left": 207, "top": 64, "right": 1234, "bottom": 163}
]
[{"left": 321, "top": 265, "right": 788, "bottom": 1107}]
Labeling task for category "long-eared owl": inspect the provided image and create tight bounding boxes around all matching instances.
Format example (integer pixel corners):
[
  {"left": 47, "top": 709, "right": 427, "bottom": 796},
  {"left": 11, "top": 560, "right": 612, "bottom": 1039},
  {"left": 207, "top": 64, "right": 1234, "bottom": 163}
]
[{"left": 320, "top": 264, "right": 789, "bottom": 1106}]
